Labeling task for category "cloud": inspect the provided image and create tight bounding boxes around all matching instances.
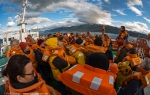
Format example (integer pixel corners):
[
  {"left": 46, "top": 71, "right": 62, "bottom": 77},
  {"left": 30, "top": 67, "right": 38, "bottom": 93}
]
[
  {"left": 6, "top": 21, "right": 15, "bottom": 27},
  {"left": 6, "top": 17, "right": 16, "bottom": 27},
  {"left": 127, "top": 0, "right": 143, "bottom": 16},
  {"left": 7, "top": 0, "right": 112, "bottom": 25},
  {"left": 0, "top": 24, "right": 2, "bottom": 27},
  {"left": 104, "top": 0, "right": 109, "bottom": 3},
  {"left": 123, "top": 21, "right": 150, "bottom": 34},
  {"left": 26, "top": 17, "right": 51, "bottom": 25},
  {"left": 25, "top": 12, "right": 41, "bottom": 19},
  {"left": 143, "top": 17, "right": 150, "bottom": 23},
  {"left": 44, "top": 1, "right": 112, "bottom": 25},
  {"left": 114, "top": 10, "right": 127, "bottom": 15}
]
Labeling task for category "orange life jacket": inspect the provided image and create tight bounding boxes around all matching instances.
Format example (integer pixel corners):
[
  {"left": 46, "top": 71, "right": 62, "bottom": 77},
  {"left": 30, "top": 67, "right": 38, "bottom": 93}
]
[
  {"left": 109, "top": 60, "right": 119, "bottom": 75},
  {"left": 123, "top": 67, "right": 150, "bottom": 88},
  {"left": 23, "top": 48, "right": 38, "bottom": 68},
  {"left": 42, "top": 47, "right": 76, "bottom": 64},
  {"left": 5, "top": 73, "right": 61, "bottom": 95},
  {"left": 102, "top": 37, "right": 111, "bottom": 47},
  {"left": 114, "top": 44, "right": 133, "bottom": 61},
  {"left": 58, "top": 64, "right": 117, "bottom": 95},
  {"left": 25, "top": 37, "right": 32, "bottom": 46},
  {"left": 67, "top": 44, "right": 85, "bottom": 55},
  {"left": 6, "top": 47, "right": 23, "bottom": 58},
  {"left": 118, "top": 30, "right": 128, "bottom": 39},
  {"left": 85, "top": 44, "right": 107, "bottom": 53},
  {"left": 123, "top": 54, "right": 141, "bottom": 67}
]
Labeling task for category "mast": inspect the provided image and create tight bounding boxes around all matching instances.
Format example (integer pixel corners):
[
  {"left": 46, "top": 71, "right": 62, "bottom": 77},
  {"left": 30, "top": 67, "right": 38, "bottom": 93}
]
[
  {"left": 21, "top": 0, "right": 28, "bottom": 33},
  {"left": 17, "top": 0, "right": 28, "bottom": 42}
]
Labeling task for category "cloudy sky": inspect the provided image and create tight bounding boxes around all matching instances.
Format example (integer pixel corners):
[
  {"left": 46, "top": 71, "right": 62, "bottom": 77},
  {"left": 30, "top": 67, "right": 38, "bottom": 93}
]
[{"left": 0, "top": 0, "right": 150, "bottom": 34}]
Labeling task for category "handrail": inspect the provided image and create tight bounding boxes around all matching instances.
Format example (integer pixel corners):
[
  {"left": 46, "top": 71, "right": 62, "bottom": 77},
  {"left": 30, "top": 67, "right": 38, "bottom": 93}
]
[{"left": 0, "top": 64, "right": 6, "bottom": 68}]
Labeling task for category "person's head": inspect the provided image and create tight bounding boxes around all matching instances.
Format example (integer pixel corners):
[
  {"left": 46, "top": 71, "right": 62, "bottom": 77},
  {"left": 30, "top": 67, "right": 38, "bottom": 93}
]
[
  {"left": 76, "top": 38, "right": 83, "bottom": 45},
  {"left": 48, "top": 33, "right": 53, "bottom": 38},
  {"left": 120, "top": 26, "right": 125, "bottom": 32},
  {"left": 3, "top": 55, "right": 36, "bottom": 84},
  {"left": 94, "top": 37, "right": 103, "bottom": 46},
  {"left": 87, "top": 31, "right": 90, "bottom": 35},
  {"left": 30, "top": 38, "right": 36, "bottom": 44},
  {"left": 27, "top": 35, "right": 32, "bottom": 39},
  {"left": 19, "top": 42, "right": 29, "bottom": 52},
  {"left": 86, "top": 53, "right": 109, "bottom": 71},
  {"left": 37, "top": 39, "right": 45, "bottom": 48},
  {"left": 10, "top": 39, "right": 19, "bottom": 48},
  {"left": 140, "top": 57, "right": 150, "bottom": 71},
  {"left": 58, "top": 36, "right": 64, "bottom": 41},
  {"left": 104, "top": 34, "right": 110, "bottom": 39}
]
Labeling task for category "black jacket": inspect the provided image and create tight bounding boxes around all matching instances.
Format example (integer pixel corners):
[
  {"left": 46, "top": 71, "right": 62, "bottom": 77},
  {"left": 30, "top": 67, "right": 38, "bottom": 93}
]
[{"left": 34, "top": 48, "right": 49, "bottom": 67}]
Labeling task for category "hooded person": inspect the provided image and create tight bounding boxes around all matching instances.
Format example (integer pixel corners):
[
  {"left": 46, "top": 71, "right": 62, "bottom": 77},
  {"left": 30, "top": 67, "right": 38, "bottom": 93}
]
[
  {"left": 67, "top": 38, "right": 85, "bottom": 65},
  {"left": 45, "top": 37, "right": 76, "bottom": 95},
  {"left": 3, "top": 55, "right": 61, "bottom": 95},
  {"left": 19, "top": 42, "right": 38, "bottom": 69},
  {"left": 34, "top": 39, "right": 52, "bottom": 85},
  {"left": 58, "top": 53, "right": 117, "bottom": 95}
]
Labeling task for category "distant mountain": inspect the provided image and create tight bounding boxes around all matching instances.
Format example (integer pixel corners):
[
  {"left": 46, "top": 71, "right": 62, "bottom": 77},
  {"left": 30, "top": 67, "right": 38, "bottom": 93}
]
[{"left": 39, "top": 24, "right": 148, "bottom": 38}]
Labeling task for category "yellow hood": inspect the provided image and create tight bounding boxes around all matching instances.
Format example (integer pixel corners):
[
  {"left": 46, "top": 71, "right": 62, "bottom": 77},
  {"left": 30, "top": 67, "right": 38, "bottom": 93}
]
[{"left": 45, "top": 37, "right": 58, "bottom": 48}]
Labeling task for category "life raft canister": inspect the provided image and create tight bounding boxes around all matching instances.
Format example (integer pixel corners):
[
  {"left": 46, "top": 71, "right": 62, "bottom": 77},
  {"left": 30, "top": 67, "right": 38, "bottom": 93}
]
[{"left": 58, "top": 64, "right": 117, "bottom": 95}]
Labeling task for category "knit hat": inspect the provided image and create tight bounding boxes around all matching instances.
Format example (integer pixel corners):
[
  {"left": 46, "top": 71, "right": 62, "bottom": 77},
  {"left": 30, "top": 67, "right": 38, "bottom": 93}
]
[
  {"left": 37, "top": 39, "right": 44, "bottom": 46},
  {"left": 86, "top": 53, "right": 109, "bottom": 71},
  {"left": 19, "top": 42, "right": 27, "bottom": 51},
  {"left": 76, "top": 38, "right": 83, "bottom": 45}
]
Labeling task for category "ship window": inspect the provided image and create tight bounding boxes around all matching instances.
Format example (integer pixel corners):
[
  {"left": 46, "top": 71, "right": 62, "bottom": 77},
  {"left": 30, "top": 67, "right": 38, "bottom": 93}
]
[
  {"left": 4, "top": 38, "right": 6, "bottom": 42},
  {"left": 8, "top": 38, "right": 11, "bottom": 41},
  {"left": 32, "top": 34, "right": 37, "bottom": 37}
]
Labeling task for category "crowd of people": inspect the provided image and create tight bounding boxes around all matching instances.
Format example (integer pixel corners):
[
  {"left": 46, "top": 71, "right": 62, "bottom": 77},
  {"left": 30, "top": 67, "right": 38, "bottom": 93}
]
[{"left": 2, "top": 25, "right": 150, "bottom": 95}]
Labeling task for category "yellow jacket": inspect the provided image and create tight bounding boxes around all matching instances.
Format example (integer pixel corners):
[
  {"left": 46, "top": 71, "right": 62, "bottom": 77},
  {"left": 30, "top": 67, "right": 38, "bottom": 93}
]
[
  {"left": 71, "top": 51, "right": 85, "bottom": 65},
  {"left": 48, "top": 56, "right": 70, "bottom": 81}
]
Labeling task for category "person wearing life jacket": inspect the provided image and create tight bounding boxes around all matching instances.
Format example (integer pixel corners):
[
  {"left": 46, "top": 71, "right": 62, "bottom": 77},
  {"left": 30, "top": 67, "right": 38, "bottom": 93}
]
[
  {"left": 116, "top": 26, "right": 129, "bottom": 48},
  {"left": 6, "top": 39, "right": 23, "bottom": 58},
  {"left": 25, "top": 34, "right": 33, "bottom": 46},
  {"left": 100, "top": 25, "right": 113, "bottom": 60},
  {"left": 69, "top": 33, "right": 76, "bottom": 44},
  {"left": 118, "top": 57, "right": 150, "bottom": 95},
  {"left": 67, "top": 38, "right": 85, "bottom": 64},
  {"left": 34, "top": 39, "right": 52, "bottom": 85},
  {"left": 19, "top": 42, "right": 38, "bottom": 70},
  {"left": 45, "top": 37, "right": 75, "bottom": 95},
  {"left": 58, "top": 36, "right": 68, "bottom": 52},
  {"left": 101, "top": 25, "right": 111, "bottom": 48},
  {"left": 114, "top": 40, "right": 133, "bottom": 64},
  {"left": 58, "top": 53, "right": 117, "bottom": 95},
  {"left": 123, "top": 48, "right": 141, "bottom": 71},
  {"left": 3, "top": 55, "right": 61, "bottom": 95},
  {"left": 85, "top": 37, "right": 108, "bottom": 58}
]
